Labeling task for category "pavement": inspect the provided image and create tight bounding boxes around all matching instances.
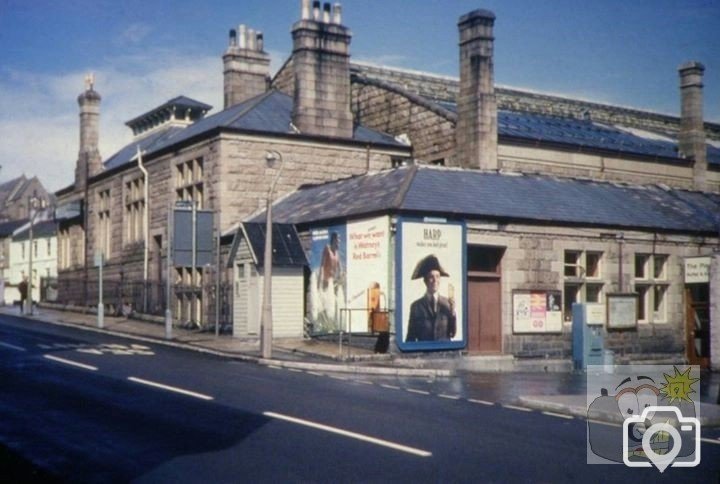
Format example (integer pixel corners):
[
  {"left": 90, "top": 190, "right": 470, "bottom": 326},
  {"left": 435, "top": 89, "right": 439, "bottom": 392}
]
[{"left": 3, "top": 304, "right": 719, "bottom": 426}]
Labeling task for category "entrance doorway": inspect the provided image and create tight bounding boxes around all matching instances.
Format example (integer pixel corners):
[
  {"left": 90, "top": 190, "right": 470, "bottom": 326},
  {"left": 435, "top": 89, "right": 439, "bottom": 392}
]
[
  {"left": 467, "top": 246, "right": 504, "bottom": 353},
  {"left": 685, "top": 285, "right": 710, "bottom": 368}
]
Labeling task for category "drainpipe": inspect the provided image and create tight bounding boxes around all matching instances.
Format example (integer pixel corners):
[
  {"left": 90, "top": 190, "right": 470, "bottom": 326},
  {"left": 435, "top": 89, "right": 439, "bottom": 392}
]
[{"left": 136, "top": 146, "right": 149, "bottom": 313}]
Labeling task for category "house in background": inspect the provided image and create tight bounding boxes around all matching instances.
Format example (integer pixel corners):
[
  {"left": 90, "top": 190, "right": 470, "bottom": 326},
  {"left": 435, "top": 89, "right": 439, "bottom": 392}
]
[
  {"left": 0, "top": 175, "right": 53, "bottom": 223},
  {"left": 7, "top": 219, "right": 57, "bottom": 306},
  {"left": 0, "top": 219, "right": 28, "bottom": 305}
]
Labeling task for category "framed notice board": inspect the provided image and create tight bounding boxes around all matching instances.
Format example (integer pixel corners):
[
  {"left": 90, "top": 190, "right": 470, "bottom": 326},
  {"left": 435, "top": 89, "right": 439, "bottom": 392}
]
[{"left": 606, "top": 293, "right": 638, "bottom": 330}]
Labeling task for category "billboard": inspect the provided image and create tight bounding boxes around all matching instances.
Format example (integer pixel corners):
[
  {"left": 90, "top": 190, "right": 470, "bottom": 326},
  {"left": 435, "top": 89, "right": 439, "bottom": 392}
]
[
  {"left": 307, "top": 216, "right": 391, "bottom": 334},
  {"left": 396, "top": 219, "right": 466, "bottom": 352}
]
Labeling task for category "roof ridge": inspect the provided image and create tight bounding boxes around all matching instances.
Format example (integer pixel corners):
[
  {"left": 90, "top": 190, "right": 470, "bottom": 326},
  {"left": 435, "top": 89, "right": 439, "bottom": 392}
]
[{"left": 391, "top": 165, "right": 419, "bottom": 209}]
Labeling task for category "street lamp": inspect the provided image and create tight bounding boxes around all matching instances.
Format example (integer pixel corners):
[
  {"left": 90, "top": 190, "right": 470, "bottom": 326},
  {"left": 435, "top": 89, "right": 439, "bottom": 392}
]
[
  {"left": 260, "top": 150, "right": 284, "bottom": 359},
  {"left": 27, "top": 196, "right": 46, "bottom": 315}
]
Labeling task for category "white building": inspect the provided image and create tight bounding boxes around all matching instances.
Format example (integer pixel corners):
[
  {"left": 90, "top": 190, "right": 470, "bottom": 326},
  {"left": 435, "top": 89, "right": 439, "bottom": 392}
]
[{"left": 7, "top": 219, "right": 57, "bottom": 305}]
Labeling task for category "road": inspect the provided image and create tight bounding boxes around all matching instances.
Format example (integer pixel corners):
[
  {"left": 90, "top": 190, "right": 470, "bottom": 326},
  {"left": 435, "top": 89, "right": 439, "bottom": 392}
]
[{"left": 1, "top": 314, "right": 719, "bottom": 483}]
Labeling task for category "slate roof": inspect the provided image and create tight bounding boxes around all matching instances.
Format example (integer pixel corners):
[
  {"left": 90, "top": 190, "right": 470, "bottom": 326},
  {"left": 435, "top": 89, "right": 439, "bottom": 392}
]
[
  {"left": 104, "top": 90, "right": 406, "bottom": 171},
  {"left": 436, "top": 102, "right": 720, "bottom": 165},
  {"left": 0, "top": 219, "right": 27, "bottom": 237},
  {"left": 12, "top": 219, "right": 57, "bottom": 241},
  {"left": 253, "top": 165, "right": 720, "bottom": 235},
  {"left": 229, "top": 222, "right": 307, "bottom": 268}
]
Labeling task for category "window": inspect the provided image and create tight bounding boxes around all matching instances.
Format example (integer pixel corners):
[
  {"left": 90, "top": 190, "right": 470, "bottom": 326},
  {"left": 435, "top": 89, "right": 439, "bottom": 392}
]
[
  {"left": 58, "top": 227, "right": 70, "bottom": 269},
  {"left": 175, "top": 158, "right": 204, "bottom": 209},
  {"left": 634, "top": 253, "right": 669, "bottom": 323},
  {"left": 563, "top": 250, "right": 604, "bottom": 321},
  {"left": 97, "top": 189, "right": 112, "bottom": 256},
  {"left": 21, "top": 242, "right": 26, "bottom": 260},
  {"left": 33, "top": 240, "right": 38, "bottom": 258},
  {"left": 125, "top": 179, "right": 145, "bottom": 244},
  {"left": 46, "top": 239, "right": 51, "bottom": 256}
]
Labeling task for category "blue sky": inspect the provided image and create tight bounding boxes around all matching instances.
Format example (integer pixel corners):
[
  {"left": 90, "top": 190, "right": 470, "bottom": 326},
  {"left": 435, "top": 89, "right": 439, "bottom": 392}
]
[{"left": 1, "top": 0, "right": 719, "bottom": 192}]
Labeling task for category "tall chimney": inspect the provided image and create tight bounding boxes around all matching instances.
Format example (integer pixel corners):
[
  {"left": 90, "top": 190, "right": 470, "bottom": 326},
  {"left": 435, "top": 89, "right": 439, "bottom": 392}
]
[
  {"left": 223, "top": 23, "right": 271, "bottom": 108},
  {"left": 678, "top": 61, "right": 707, "bottom": 191},
  {"left": 291, "top": 0, "right": 353, "bottom": 138},
  {"left": 455, "top": 9, "right": 497, "bottom": 170},
  {"left": 75, "top": 74, "right": 102, "bottom": 191}
]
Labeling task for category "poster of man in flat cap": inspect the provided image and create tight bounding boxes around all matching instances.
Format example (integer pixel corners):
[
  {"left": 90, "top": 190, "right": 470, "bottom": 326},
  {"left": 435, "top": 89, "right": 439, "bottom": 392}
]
[{"left": 397, "top": 219, "right": 465, "bottom": 351}]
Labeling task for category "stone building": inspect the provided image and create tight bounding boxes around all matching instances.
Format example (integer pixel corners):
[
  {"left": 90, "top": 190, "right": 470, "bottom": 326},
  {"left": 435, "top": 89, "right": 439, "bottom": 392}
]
[
  {"left": 0, "top": 176, "right": 53, "bottom": 223},
  {"left": 54, "top": 1, "right": 410, "bottom": 325},
  {"left": 54, "top": 1, "right": 719, "bottom": 367}
]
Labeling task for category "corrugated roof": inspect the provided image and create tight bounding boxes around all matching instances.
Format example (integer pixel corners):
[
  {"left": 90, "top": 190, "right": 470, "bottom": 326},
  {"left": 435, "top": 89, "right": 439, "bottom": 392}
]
[
  {"left": 254, "top": 165, "right": 720, "bottom": 235},
  {"left": 103, "top": 90, "right": 405, "bottom": 171}
]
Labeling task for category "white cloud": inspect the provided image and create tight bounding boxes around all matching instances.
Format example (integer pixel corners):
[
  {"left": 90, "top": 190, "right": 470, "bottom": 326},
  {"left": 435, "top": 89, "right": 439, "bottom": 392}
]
[
  {"left": 117, "top": 23, "right": 153, "bottom": 45},
  {"left": 0, "top": 49, "right": 224, "bottom": 193}
]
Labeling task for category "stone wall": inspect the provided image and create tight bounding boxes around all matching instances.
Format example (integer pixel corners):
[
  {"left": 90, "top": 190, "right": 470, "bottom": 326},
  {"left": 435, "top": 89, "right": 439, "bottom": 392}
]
[
  {"left": 467, "top": 224, "right": 707, "bottom": 360},
  {"left": 711, "top": 253, "right": 720, "bottom": 371}
]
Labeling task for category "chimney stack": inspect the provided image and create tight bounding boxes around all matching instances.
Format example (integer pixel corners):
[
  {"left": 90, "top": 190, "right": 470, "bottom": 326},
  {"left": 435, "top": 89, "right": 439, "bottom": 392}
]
[
  {"left": 678, "top": 61, "right": 707, "bottom": 191},
  {"left": 455, "top": 9, "right": 497, "bottom": 170},
  {"left": 75, "top": 74, "right": 102, "bottom": 191},
  {"left": 291, "top": 0, "right": 353, "bottom": 138},
  {"left": 223, "top": 23, "right": 271, "bottom": 108}
]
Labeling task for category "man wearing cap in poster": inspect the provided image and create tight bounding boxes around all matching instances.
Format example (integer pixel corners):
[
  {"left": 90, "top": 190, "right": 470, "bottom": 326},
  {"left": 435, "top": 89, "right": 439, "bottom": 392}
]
[{"left": 406, "top": 254, "right": 456, "bottom": 342}]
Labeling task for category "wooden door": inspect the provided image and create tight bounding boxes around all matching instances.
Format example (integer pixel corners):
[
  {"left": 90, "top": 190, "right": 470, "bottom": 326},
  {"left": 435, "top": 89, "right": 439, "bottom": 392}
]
[
  {"left": 685, "top": 285, "right": 710, "bottom": 368},
  {"left": 468, "top": 276, "right": 502, "bottom": 353}
]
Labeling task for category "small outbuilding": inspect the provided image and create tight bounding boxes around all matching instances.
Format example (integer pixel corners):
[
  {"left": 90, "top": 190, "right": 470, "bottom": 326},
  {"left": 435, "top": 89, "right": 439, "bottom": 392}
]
[{"left": 228, "top": 222, "right": 307, "bottom": 338}]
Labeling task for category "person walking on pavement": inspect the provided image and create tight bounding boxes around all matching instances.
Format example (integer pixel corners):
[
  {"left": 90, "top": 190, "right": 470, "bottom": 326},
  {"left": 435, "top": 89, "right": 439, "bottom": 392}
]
[{"left": 18, "top": 277, "right": 28, "bottom": 315}]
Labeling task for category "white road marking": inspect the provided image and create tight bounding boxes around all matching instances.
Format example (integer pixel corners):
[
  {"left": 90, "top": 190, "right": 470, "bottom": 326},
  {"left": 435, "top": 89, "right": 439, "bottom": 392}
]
[
  {"left": 438, "top": 394, "right": 461, "bottom": 400},
  {"left": 0, "top": 341, "right": 26, "bottom": 351},
  {"left": 380, "top": 384, "right": 401, "bottom": 390},
  {"left": 306, "top": 371, "right": 324, "bottom": 376},
  {"left": 700, "top": 437, "right": 720, "bottom": 445},
  {"left": 587, "top": 419, "right": 622, "bottom": 428},
  {"left": 127, "top": 376, "right": 214, "bottom": 401},
  {"left": 502, "top": 404, "right": 533, "bottom": 412},
  {"left": 43, "top": 354, "right": 98, "bottom": 371},
  {"left": 289, "top": 368, "right": 303, "bottom": 373},
  {"left": 468, "top": 399, "right": 494, "bottom": 406},
  {"left": 329, "top": 375, "right": 348, "bottom": 381},
  {"left": 268, "top": 365, "right": 283, "bottom": 370},
  {"left": 542, "top": 411, "right": 573, "bottom": 420},
  {"left": 263, "top": 411, "right": 432, "bottom": 458},
  {"left": 355, "top": 380, "right": 373, "bottom": 385},
  {"left": 407, "top": 389, "right": 430, "bottom": 395}
]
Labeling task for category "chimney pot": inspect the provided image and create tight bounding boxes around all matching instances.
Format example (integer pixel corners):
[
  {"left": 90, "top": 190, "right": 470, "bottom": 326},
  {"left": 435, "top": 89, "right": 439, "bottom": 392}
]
[
  {"left": 313, "top": 1, "right": 321, "bottom": 20},
  {"left": 248, "top": 28, "right": 256, "bottom": 50},
  {"left": 238, "top": 24, "right": 247, "bottom": 48},
  {"left": 332, "top": 3, "right": 342, "bottom": 24},
  {"left": 229, "top": 29, "right": 237, "bottom": 47},
  {"left": 301, "top": 0, "right": 311, "bottom": 20},
  {"left": 256, "top": 32, "right": 264, "bottom": 52},
  {"left": 323, "top": 3, "right": 331, "bottom": 23}
]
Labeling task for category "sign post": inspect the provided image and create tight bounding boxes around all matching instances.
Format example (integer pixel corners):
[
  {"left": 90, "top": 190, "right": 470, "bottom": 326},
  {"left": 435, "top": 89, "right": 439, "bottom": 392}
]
[{"left": 95, "top": 251, "right": 104, "bottom": 329}]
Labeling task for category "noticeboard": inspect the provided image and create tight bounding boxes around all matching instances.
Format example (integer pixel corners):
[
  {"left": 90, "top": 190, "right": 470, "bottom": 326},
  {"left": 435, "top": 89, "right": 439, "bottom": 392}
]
[
  {"left": 512, "top": 290, "right": 563, "bottom": 334},
  {"left": 606, "top": 293, "right": 637, "bottom": 330}
]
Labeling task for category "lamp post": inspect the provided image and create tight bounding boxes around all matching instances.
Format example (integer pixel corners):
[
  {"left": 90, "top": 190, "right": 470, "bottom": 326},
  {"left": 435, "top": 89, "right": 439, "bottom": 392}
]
[
  {"left": 27, "top": 196, "right": 45, "bottom": 315},
  {"left": 260, "top": 150, "right": 284, "bottom": 359}
]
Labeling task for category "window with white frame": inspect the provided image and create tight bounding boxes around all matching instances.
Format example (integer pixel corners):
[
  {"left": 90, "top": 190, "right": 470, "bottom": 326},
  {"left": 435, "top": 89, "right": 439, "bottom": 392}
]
[
  {"left": 175, "top": 158, "right": 204, "bottom": 209},
  {"left": 97, "top": 189, "right": 112, "bottom": 257},
  {"left": 563, "top": 250, "right": 604, "bottom": 321},
  {"left": 634, "top": 253, "right": 669, "bottom": 323},
  {"left": 125, "top": 178, "right": 145, "bottom": 244}
]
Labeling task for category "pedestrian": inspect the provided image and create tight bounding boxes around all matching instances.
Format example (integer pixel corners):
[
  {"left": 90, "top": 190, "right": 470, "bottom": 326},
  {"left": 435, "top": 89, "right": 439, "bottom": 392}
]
[{"left": 18, "top": 277, "right": 28, "bottom": 314}]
